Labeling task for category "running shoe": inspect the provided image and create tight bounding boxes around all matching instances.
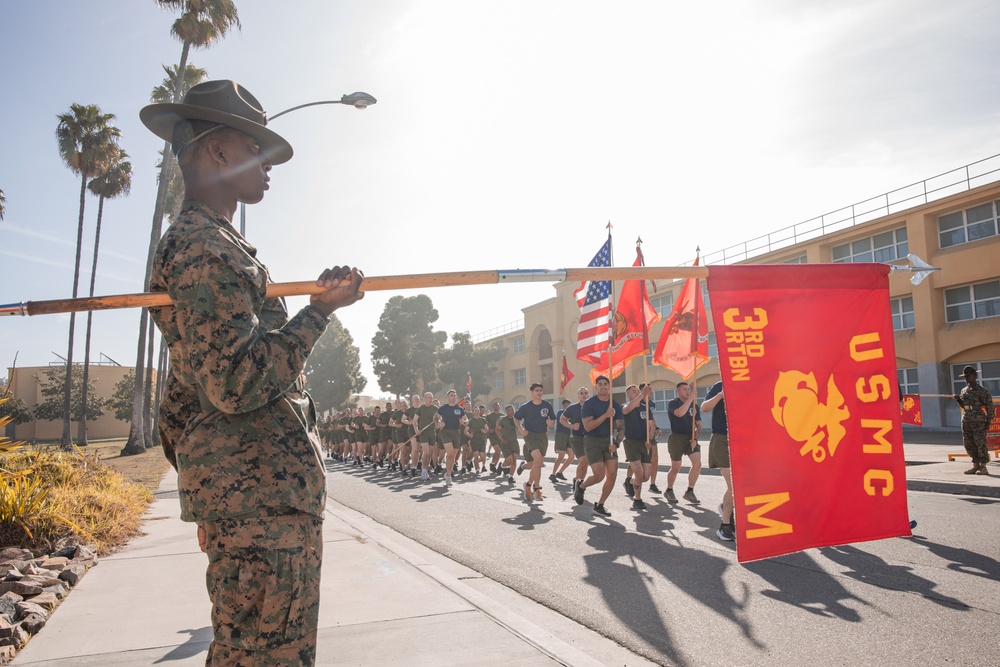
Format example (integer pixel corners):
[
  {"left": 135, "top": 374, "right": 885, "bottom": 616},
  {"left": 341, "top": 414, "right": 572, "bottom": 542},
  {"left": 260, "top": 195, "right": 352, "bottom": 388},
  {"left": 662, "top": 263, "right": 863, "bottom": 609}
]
[
  {"left": 717, "top": 523, "right": 735, "bottom": 541},
  {"left": 490, "top": 463, "right": 497, "bottom": 473},
  {"left": 632, "top": 499, "right": 647, "bottom": 511},
  {"left": 909, "top": 519, "right": 917, "bottom": 530},
  {"left": 549, "top": 474, "right": 559, "bottom": 483},
  {"left": 507, "top": 475, "right": 515, "bottom": 485},
  {"left": 683, "top": 489, "right": 700, "bottom": 504},
  {"left": 524, "top": 482, "right": 532, "bottom": 501},
  {"left": 517, "top": 462, "right": 525, "bottom": 476},
  {"left": 664, "top": 488, "right": 678, "bottom": 504},
  {"left": 445, "top": 474, "right": 453, "bottom": 486},
  {"left": 556, "top": 472, "right": 568, "bottom": 481},
  {"left": 534, "top": 486, "right": 544, "bottom": 501},
  {"left": 623, "top": 477, "right": 635, "bottom": 498},
  {"left": 593, "top": 503, "right": 611, "bottom": 517},
  {"left": 574, "top": 484, "right": 585, "bottom": 506},
  {"left": 420, "top": 468, "right": 429, "bottom": 480}
]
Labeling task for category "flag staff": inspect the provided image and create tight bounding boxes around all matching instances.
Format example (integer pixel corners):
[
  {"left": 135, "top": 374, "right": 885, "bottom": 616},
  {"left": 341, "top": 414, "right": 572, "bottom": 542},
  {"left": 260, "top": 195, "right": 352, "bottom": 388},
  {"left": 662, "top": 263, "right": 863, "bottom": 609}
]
[
  {"left": 605, "top": 222, "right": 616, "bottom": 452},
  {"left": 0, "top": 255, "right": 938, "bottom": 317},
  {"left": 689, "top": 247, "right": 701, "bottom": 454}
]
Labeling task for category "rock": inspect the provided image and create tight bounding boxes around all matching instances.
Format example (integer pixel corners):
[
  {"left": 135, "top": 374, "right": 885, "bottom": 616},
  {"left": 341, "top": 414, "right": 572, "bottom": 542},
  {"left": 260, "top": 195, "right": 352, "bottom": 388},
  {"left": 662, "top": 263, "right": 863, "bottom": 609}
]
[
  {"left": 0, "top": 644, "right": 14, "bottom": 663},
  {"left": 58, "top": 564, "right": 86, "bottom": 587},
  {"left": 14, "top": 601, "right": 46, "bottom": 620},
  {"left": 0, "top": 594, "right": 19, "bottom": 624},
  {"left": 1, "top": 570, "right": 22, "bottom": 583},
  {"left": 38, "top": 557, "right": 69, "bottom": 572},
  {"left": 0, "top": 623, "right": 28, "bottom": 648},
  {"left": 24, "top": 592, "right": 58, "bottom": 612},
  {"left": 19, "top": 613, "right": 45, "bottom": 635},
  {"left": 0, "top": 583, "right": 41, "bottom": 598},
  {"left": 0, "top": 549, "right": 32, "bottom": 563},
  {"left": 19, "top": 574, "right": 61, "bottom": 589},
  {"left": 73, "top": 545, "right": 96, "bottom": 560},
  {"left": 41, "top": 583, "right": 67, "bottom": 600}
]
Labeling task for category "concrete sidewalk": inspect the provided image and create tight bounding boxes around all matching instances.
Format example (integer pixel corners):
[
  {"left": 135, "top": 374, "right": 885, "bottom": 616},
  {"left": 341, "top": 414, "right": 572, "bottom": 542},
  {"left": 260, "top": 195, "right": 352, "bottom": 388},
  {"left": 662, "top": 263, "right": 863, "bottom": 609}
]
[
  {"left": 12, "top": 470, "right": 656, "bottom": 666},
  {"left": 11, "top": 439, "right": 997, "bottom": 666}
]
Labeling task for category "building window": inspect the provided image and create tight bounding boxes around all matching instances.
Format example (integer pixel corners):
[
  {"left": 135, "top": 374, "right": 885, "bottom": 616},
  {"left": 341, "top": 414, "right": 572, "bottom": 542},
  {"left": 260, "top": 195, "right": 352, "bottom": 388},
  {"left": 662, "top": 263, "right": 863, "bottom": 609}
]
[
  {"left": 939, "top": 201, "right": 1000, "bottom": 249},
  {"left": 898, "top": 367, "right": 918, "bottom": 395},
  {"left": 513, "top": 368, "right": 526, "bottom": 385},
  {"left": 944, "top": 280, "right": 1000, "bottom": 323},
  {"left": 832, "top": 227, "right": 908, "bottom": 264},
  {"left": 707, "top": 331, "right": 717, "bottom": 357},
  {"left": 890, "top": 296, "right": 915, "bottom": 331},
  {"left": 782, "top": 254, "right": 808, "bottom": 264},
  {"left": 650, "top": 293, "right": 673, "bottom": 317},
  {"left": 511, "top": 336, "right": 525, "bottom": 354},
  {"left": 493, "top": 372, "right": 503, "bottom": 389},
  {"left": 951, "top": 361, "right": 1000, "bottom": 396},
  {"left": 700, "top": 282, "right": 711, "bottom": 312}
]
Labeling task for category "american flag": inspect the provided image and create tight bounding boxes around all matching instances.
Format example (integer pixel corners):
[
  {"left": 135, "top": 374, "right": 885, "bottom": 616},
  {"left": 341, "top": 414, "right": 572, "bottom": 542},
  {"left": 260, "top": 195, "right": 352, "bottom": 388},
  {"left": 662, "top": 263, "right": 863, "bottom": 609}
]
[{"left": 574, "top": 238, "right": 612, "bottom": 364}]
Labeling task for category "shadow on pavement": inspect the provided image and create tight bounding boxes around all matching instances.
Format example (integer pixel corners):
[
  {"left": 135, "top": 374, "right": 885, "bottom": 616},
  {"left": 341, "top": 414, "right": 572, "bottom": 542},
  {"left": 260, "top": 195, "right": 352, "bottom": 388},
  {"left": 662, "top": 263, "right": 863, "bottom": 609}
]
[
  {"left": 501, "top": 505, "right": 553, "bottom": 530},
  {"left": 820, "top": 544, "right": 969, "bottom": 610},
  {"left": 153, "top": 626, "right": 212, "bottom": 663},
  {"left": 909, "top": 536, "right": 1000, "bottom": 582},
  {"left": 584, "top": 524, "right": 762, "bottom": 667},
  {"left": 744, "top": 551, "right": 872, "bottom": 621}
]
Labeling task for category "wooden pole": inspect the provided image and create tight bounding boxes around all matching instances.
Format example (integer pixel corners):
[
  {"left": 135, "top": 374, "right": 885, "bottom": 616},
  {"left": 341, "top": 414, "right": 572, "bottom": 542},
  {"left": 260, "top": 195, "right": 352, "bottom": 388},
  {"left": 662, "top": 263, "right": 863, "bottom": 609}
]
[{"left": 3, "top": 266, "right": 709, "bottom": 317}]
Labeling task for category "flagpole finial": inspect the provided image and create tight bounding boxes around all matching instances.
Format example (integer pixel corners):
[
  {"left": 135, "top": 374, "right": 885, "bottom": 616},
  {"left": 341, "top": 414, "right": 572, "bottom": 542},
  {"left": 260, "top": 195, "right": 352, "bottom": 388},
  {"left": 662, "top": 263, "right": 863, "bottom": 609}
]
[
  {"left": 636, "top": 236, "right": 643, "bottom": 247},
  {"left": 606, "top": 221, "right": 613, "bottom": 230}
]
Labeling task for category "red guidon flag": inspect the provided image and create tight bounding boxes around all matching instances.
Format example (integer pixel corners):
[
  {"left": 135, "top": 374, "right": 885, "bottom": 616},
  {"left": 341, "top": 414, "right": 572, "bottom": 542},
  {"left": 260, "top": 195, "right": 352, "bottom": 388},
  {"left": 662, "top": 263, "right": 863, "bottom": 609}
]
[
  {"left": 900, "top": 394, "right": 922, "bottom": 426},
  {"left": 560, "top": 354, "right": 575, "bottom": 393},
  {"left": 590, "top": 247, "right": 661, "bottom": 383},
  {"left": 707, "top": 264, "right": 910, "bottom": 563},
  {"left": 652, "top": 259, "right": 709, "bottom": 379}
]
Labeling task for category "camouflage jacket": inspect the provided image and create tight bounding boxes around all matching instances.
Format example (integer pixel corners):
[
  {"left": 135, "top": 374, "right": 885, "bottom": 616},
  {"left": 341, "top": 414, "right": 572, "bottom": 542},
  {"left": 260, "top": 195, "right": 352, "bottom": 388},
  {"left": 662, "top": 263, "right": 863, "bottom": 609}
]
[
  {"left": 958, "top": 383, "right": 995, "bottom": 424},
  {"left": 149, "top": 200, "right": 329, "bottom": 523}
]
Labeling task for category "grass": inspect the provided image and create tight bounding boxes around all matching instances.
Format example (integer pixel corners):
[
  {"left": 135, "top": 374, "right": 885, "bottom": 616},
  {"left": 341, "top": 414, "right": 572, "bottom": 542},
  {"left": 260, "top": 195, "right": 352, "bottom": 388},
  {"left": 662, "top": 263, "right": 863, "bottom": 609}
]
[{"left": 0, "top": 434, "right": 171, "bottom": 556}]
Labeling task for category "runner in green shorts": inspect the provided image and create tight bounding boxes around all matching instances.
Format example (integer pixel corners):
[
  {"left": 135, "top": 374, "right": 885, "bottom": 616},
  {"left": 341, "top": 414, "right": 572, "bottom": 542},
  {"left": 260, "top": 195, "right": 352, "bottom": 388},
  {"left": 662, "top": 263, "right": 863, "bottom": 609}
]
[
  {"left": 574, "top": 376, "right": 623, "bottom": 517},
  {"left": 496, "top": 405, "right": 520, "bottom": 485},
  {"left": 549, "top": 399, "right": 575, "bottom": 484},
  {"left": 514, "top": 383, "right": 556, "bottom": 501}
]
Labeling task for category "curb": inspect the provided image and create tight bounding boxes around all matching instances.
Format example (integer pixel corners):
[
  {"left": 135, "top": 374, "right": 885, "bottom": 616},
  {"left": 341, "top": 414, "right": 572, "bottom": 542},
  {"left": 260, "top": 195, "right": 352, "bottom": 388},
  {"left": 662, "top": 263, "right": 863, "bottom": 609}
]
[{"left": 905, "top": 479, "right": 1000, "bottom": 498}]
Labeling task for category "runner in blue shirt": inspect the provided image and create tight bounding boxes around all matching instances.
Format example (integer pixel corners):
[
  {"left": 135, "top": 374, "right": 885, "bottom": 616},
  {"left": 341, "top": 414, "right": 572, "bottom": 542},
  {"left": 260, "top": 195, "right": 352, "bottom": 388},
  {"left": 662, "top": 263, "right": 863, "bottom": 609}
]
[
  {"left": 514, "top": 383, "right": 556, "bottom": 501},
  {"left": 549, "top": 399, "right": 575, "bottom": 484},
  {"left": 574, "top": 376, "right": 623, "bottom": 517},
  {"left": 436, "top": 390, "right": 466, "bottom": 486}
]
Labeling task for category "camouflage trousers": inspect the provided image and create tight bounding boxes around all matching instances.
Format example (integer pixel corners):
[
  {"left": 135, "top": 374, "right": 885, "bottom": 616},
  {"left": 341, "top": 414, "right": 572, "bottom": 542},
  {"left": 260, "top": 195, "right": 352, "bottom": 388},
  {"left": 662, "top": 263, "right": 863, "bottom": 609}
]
[
  {"left": 962, "top": 419, "right": 989, "bottom": 465},
  {"left": 203, "top": 509, "right": 323, "bottom": 666}
]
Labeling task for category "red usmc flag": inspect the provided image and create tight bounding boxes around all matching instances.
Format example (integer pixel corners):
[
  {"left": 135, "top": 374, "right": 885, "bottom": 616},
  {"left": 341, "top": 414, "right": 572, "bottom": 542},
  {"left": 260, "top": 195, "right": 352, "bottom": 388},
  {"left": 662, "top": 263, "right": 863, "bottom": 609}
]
[{"left": 707, "top": 264, "right": 910, "bottom": 563}]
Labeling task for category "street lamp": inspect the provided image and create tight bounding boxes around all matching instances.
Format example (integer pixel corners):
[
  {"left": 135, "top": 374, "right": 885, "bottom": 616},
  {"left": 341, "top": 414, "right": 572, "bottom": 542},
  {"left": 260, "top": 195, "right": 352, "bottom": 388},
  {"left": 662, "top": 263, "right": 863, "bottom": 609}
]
[{"left": 239, "top": 91, "right": 377, "bottom": 235}]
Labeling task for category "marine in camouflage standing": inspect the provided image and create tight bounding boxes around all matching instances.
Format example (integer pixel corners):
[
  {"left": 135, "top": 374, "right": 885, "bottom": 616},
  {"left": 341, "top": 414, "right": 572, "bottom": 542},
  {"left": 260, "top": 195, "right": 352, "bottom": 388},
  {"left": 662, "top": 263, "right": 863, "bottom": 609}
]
[
  {"left": 142, "top": 80, "right": 364, "bottom": 666},
  {"left": 954, "top": 365, "right": 995, "bottom": 475}
]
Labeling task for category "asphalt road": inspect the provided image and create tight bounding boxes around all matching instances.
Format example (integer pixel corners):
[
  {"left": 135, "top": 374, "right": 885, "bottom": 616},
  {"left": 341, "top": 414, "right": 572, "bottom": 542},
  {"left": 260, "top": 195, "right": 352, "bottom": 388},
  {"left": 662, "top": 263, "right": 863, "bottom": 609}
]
[{"left": 327, "top": 460, "right": 999, "bottom": 667}]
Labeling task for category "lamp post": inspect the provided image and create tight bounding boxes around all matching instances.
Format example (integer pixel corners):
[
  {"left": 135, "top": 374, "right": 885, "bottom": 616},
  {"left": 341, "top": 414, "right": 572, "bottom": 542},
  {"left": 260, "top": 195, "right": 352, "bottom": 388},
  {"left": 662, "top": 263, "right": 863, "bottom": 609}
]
[{"left": 239, "top": 91, "right": 377, "bottom": 235}]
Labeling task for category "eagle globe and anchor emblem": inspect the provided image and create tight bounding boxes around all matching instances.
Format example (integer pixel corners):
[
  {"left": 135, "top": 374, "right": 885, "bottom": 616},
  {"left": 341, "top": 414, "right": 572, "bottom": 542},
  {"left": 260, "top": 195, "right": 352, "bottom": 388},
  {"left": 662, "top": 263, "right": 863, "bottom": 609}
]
[{"left": 771, "top": 370, "right": 850, "bottom": 462}]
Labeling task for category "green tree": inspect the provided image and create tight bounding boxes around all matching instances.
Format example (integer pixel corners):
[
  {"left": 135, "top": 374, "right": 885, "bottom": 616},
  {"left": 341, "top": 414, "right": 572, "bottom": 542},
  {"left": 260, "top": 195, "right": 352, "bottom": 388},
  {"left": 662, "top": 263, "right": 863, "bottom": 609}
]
[
  {"left": 304, "top": 315, "right": 366, "bottom": 413},
  {"left": 436, "top": 332, "right": 505, "bottom": 400},
  {"left": 78, "top": 149, "right": 132, "bottom": 446},
  {"left": 55, "top": 104, "right": 121, "bottom": 448},
  {"left": 108, "top": 371, "right": 152, "bottom": 423},
  {"left": 371, "top": 295, "right": 447, "bottom": 398},
  {"left": 123, "top": 1, "right": 239, "bottom": 457},
  {"left": 33, "top": 367, "right": 105, "bottom": 424},
  {"left": 0, "top": 397, "right": 32, "bottom": 425}
]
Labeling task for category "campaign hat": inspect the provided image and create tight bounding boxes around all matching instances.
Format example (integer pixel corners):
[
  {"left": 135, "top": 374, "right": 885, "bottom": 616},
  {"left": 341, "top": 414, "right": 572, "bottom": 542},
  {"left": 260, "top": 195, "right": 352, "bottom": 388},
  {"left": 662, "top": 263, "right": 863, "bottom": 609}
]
[{"left": 140, "top": 80, "right": 292, "bottom": 164}]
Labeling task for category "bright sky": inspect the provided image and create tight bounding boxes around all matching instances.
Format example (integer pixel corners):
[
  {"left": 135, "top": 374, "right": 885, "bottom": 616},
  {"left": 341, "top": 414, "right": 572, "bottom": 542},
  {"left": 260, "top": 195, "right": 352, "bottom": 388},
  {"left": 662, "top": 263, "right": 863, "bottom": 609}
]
[{"left": 2, "top": 0, "right": 1000, "bottom": 395}]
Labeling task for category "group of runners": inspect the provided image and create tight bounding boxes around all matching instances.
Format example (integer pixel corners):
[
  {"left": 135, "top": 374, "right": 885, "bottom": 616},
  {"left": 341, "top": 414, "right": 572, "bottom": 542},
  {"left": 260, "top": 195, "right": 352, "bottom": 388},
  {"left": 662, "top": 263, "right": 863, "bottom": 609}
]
[{"left": 318, "top": 377, "right": 736, "bottom": 541}]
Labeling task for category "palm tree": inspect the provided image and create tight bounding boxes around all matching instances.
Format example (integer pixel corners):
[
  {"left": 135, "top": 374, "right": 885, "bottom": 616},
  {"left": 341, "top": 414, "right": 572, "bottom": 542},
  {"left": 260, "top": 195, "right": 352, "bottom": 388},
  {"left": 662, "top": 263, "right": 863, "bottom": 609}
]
[
  {"left": 154, "top": 65, "right": 208, "bottom": 223},
  {"left": 55, "top": 104, "right": 121, "bottom": 448},
  {"left": 122, "top": 0, "right": 239, "bottom": 456},
  {"left": 78, "top": 149, "right": 132, "bottom": 447}
]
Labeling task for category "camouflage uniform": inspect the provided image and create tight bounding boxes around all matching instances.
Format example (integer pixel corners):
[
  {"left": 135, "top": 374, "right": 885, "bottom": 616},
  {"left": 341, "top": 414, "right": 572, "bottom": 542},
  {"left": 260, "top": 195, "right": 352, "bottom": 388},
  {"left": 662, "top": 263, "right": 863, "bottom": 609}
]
[
  {"left": 957, "top": 381, "right": 995, "bottom": 465},
  {"left": 150, "top": 200, "right": 328, "bottom": 665}
]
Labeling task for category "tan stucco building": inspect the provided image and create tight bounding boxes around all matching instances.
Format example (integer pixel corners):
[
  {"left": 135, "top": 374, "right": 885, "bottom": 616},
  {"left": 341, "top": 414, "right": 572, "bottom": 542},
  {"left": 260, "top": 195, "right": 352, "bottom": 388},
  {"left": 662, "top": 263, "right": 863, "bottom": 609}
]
[
  {"left": 475, "top": 175, "right": 1000, "bottom": 430},
  {"left": 6, "top": 364, "right": 141, "bottom": 441}
]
